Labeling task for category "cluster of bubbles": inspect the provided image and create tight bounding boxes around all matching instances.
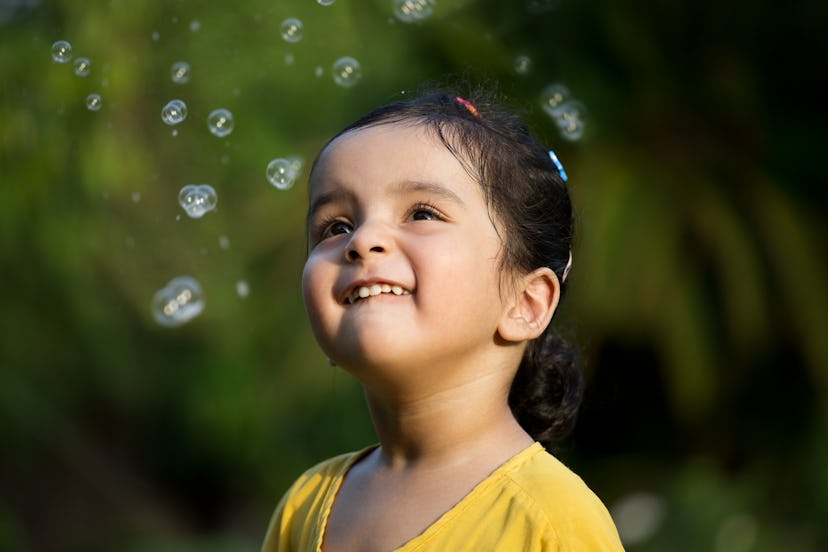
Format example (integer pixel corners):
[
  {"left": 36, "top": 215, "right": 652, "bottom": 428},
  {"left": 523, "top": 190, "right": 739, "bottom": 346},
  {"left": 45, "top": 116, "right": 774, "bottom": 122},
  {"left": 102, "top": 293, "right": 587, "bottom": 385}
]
[
  {"left": 178, "top": 184, "right": 218, "bottom": 218},
  {"left": 152, "top": 276, "right": 205, "bottom": 327},
  {"left": 540, "top": 83, "right": 586, "bottom": 141},
  {"left": 266, "top": 156, "right": 304, "bottom": 190},
  {"left": 317, "top": 0, "right": 336, "bottom": 5},
  {"left": 280, "top": 18, "right": 304, "bottom": 43},
  {"left": 52, "top": 40, "right": 102, "bottom": 110},
  {"left": 393, "top": 0, "right": 436, "bottom": 23},
  {"left": 332, "top": 56, "right": 362, "bottom": 88},
  {"left": 161, "top": 99, "right": 188, "bottom": 125}
]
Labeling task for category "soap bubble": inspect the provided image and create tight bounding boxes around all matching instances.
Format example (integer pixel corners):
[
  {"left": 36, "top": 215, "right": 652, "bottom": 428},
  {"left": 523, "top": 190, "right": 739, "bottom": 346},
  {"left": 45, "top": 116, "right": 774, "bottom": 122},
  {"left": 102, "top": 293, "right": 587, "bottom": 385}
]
[
  {"left": 332, "top": 56, "right": 361, "bottom": 88},
  {"left": 51, "top": 40, "right": 72, "bottom": 63},
  {"left": 514, "top": 55, "right": 531, "bottom": 75},
  {"left": 317, "top": 0, "right": 336, "bottom": 5},
  {"left": 288, "top": 155, "right": 305, "bottom": 176},
  {"left": 190, "top": 20, "right": 201, "bottom": 32},
  {"left": 236, "top": 280, "right": 250, "bottom": 298},
  {"left": 540, "top": 83, "right": 571, "bottom": 116},
  {"left": 207, "top": 108, "right": 234, "bottom": 137},
  {"left": 553, "top": 100, "right": 587, "bottom": 141},
  {"left": 86, "top": 93, "right": 102, "bottom": 111},
  {"left": 170, "top": 61, "right": 191, "bottom": 84},
  {"left": 393, "top": 0, "right": 436, "bottom": 23},
  {"left": 152, "top": 276, "right": 204, "bottom": 327},
  {"left": 266, "top": 158, "right": 298, "bottom": 190},
  {"left": 178, "top": 184, "right": 217, "bottom": 218},
  {"left": 280, "top": 18, "right": 304, "bottom": 43},
  {"left": 161, "top": 99, "right": 188, "bottom": 125},
  {"left": 73, "top": 57, "right": 91, "bottom": 77}
]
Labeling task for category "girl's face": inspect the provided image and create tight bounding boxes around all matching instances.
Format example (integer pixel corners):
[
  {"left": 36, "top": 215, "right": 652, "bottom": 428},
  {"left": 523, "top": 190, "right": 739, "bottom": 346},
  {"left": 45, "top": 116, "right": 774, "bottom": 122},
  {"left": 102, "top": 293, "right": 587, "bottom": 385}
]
[{"left": 303, "top": 123, "right": 517, "bottom": 392}]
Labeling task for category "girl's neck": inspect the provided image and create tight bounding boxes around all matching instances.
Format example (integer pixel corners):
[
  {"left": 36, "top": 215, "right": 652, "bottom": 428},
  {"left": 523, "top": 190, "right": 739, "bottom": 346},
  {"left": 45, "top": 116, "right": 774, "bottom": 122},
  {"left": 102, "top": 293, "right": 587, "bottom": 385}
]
[{"left": 363, "top": 373, "right": 534, "bottom": 471}]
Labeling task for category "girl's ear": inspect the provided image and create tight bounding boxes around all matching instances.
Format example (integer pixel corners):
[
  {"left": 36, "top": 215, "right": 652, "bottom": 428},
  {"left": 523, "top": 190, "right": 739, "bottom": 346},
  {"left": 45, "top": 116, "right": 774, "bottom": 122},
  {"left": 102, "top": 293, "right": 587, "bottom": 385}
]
[{"left": 498, "top": 267, "right": 561, "bottom": 342}]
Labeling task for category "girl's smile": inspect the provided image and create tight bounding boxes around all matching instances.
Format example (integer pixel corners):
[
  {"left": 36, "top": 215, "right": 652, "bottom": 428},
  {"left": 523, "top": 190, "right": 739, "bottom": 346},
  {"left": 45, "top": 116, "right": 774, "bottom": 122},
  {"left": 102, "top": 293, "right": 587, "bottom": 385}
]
[{"left": 302, "top": 123, "right": 515, "bottom": 391}]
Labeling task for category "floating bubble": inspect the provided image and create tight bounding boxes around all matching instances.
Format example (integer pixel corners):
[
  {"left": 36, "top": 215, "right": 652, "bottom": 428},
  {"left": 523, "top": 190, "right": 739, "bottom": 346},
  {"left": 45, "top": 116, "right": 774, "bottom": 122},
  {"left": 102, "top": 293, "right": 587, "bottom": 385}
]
[
  {"left": 190, "top": 20, "right": 201, "bottom": 32},
  {"left": 73, "top": 57, "right": 91, "bottom": 77},
  {"left": 207, "top": 108, "right": 234, "bottom": 137},
  {"left": 332, "top": 56, "right": 361, "bottom": 88},
  {"left": 284, "top": 52, "right": 295, "bottom": 65},
  {"left": 540, "top": 83, "right": 571, "bottom": 116},
  {"left": 152, "top": 276, "right": 204, "bottom": 327},
  {"left": 236, "top": 280, "right": 250, "bottom": 298},
  {"left": 514, "top": 55, "right": 531, "bottom": 75},
  {"left": 51, "top": 40, "right": 72, "bottom": 63},
  {"left": 317, "top": 0, "right": 335, "bottom": 5},
  {"left": 288, "top": 155, "right": 305, "bottom": 176},
  {"left": 161, "top": 99, "right": 188, "bottom": 125},
  {"left": 170, "top": 61, "right": 191, "bottom": 84},
  {"left": 314, "top": 66, "right": 324, "bottom": 78},
  {"left": 280, "top": 18, "right": 304, "bottom": 43},
  {"left": 553, "top": 100, "right": 587, "bottom": 141},
  {"left": 218, "top": 235, "right": 231, "bottom": 250},
  {"left": 178, "top": 184, "right": 217, "bottom": 218},
  {"left": 393, "top": 0, "right": 436, "bottom": 23},
  {"left": 151, "top": 31, "right": 160, "bottom": 41},
  {"left": 86, "top": 93, "right": 102, "bottom": 111},
  {"left": 266, "top": 158, "right": 298, "bottom": 190}
]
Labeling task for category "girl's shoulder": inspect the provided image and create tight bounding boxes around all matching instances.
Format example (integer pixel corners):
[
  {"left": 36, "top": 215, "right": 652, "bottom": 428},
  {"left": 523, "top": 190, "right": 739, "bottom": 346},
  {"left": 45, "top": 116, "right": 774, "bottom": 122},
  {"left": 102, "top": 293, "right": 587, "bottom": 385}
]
[{"left": 497, "top": 443, "right": 623, "bottom": 549}]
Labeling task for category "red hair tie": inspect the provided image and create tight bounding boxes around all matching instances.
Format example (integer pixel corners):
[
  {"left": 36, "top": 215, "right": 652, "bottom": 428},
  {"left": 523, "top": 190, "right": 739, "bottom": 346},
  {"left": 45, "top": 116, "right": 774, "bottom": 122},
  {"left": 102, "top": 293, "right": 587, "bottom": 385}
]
[{"left": 455, "top": 96, "right": 479, "bottom": 118}]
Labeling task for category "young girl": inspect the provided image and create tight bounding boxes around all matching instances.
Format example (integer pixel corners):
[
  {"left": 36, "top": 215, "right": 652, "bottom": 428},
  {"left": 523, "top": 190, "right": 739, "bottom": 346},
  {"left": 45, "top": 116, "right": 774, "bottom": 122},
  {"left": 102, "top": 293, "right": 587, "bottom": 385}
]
[{"left": 262, "top": 90, "right": 623, "bottom": 551}]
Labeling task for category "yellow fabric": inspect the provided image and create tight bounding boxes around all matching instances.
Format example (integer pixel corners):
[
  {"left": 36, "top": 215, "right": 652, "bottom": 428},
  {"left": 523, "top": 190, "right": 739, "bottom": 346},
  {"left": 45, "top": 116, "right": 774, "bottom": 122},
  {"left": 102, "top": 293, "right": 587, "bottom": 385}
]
[{"left": 262, "top": 442, "right": 624, "bottom": 551}]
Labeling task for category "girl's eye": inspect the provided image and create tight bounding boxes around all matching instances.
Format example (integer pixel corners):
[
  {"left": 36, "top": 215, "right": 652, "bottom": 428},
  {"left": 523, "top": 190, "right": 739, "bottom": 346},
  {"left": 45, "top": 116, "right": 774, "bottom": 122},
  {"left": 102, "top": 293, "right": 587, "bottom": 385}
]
[
  {"left": 409, "top": 204, "right": 443, "bottom": 222},
  {"left": 323, "top": 220, "right": 353, "bottom": 238}
]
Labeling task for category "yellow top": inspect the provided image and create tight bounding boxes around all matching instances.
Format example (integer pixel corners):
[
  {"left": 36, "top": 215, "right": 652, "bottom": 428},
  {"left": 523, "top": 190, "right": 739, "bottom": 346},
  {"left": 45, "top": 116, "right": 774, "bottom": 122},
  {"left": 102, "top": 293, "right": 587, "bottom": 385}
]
[{"left": 262, "top": 442, "right": 624, "bottom": 551}]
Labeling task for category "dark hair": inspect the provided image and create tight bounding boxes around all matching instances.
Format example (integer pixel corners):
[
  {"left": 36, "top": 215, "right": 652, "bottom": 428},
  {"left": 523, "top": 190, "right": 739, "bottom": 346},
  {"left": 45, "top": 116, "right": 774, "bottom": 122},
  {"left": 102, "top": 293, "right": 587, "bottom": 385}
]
[{"left": 314, "top": 89, "right": 583, "bottom": 447}]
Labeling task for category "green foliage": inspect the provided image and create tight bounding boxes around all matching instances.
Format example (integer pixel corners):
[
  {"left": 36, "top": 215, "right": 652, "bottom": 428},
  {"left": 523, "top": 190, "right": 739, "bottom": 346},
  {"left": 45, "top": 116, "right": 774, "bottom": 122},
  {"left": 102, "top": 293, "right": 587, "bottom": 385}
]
[{"left": 0, "top": 0, "right": 825, "bottom": 550}]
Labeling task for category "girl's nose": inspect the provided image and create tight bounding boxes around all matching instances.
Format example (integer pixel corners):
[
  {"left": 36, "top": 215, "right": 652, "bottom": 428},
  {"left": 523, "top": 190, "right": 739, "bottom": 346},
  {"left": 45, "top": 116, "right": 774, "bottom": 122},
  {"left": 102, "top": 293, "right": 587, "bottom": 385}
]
[{"left": 344, "top": 223, "right": 389, "bottom": 262}]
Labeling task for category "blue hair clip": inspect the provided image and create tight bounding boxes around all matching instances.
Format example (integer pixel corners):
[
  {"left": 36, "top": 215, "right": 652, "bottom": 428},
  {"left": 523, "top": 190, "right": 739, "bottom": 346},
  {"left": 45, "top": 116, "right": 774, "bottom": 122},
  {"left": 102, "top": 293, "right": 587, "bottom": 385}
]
[{"left": 548, "top": 150, "right": 568, "bottom": 182}]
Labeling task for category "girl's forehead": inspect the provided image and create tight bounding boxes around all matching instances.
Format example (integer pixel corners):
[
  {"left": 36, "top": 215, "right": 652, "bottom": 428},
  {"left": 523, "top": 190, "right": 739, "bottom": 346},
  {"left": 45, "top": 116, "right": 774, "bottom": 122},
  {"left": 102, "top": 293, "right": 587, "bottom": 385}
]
[{"left": 309, "top": 123, "right": 473, "bottom": 195}]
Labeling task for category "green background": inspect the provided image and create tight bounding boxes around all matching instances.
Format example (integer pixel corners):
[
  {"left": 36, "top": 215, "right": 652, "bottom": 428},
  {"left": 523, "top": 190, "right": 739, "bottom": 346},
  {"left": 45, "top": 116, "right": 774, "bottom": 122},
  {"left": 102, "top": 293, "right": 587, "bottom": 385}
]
[{"left": 1, "top": 0, "right": 826, "bottom": 550}]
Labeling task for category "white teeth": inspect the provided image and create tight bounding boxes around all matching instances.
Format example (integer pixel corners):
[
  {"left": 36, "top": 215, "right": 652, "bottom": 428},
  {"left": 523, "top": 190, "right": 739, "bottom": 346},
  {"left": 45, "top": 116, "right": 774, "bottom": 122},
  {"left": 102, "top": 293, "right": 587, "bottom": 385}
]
[{"left": 347, "top": 284, "right": 411, "bottom": 303}]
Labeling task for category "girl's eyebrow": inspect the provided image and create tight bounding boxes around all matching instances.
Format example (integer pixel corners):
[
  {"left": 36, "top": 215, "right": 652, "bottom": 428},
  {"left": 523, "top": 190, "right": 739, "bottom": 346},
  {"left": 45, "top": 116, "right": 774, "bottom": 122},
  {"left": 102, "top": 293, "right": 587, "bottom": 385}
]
[
  {"left": 308, "top": 187, "right": 349, "bottom": 220},
  {"left": 308, "top": 180, "right": 465, "bottom": 220},
  {"left": 392, "top": 180, "right": 466, "bottom": 206}
]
